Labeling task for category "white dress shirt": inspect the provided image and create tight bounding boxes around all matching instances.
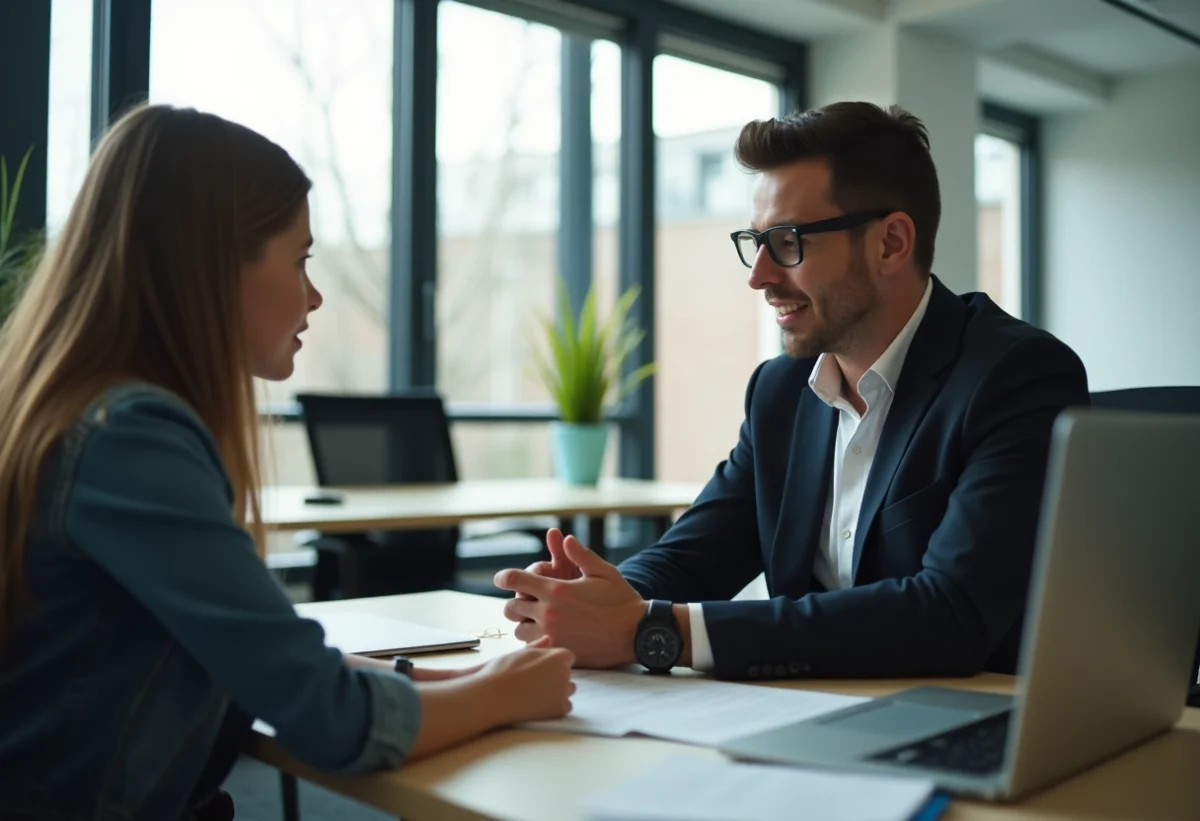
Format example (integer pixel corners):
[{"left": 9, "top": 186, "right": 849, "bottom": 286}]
[{"left": 688, "top": 278, "right": 933, "bottom": 672}]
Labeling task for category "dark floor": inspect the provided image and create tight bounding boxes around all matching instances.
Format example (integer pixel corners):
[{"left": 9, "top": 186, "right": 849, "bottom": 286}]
[{"left": 224, "top": 756, "right": 392, "bottom": 821}]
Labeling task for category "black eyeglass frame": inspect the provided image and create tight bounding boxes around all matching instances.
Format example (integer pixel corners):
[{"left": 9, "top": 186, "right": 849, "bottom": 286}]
[{"left": 729, "top": 209, "right": 894, "bottom": 268}]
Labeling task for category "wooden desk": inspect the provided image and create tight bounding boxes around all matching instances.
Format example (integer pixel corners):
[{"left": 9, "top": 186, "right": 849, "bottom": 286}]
[
  {"left": 262, "top": 479, "right": 703, "bottom": 558},
  {"left": 249, "top": 592, "right": 1200, "bottom": 820}
]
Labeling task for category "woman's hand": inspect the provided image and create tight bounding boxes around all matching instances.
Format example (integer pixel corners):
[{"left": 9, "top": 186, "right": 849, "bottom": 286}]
[
  {"left": 474, "top": 638, "right": 576, "bottom": 724},
  {"left": 406, "top": 639, "right": 575, "bottom": 760}
]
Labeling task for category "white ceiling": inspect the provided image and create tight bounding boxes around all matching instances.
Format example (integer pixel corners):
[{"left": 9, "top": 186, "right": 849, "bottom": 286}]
[
  {"left": 899, "top": 0, "right": 1200, "bottom": 74},
  {"left": 668, "top": 0, "right": 1200, "bottom": 105}
]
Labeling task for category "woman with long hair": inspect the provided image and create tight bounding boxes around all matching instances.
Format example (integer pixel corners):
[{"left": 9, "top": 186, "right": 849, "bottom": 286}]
[{"left": 0, "top": 105, "right": 574, "bottom": 821}]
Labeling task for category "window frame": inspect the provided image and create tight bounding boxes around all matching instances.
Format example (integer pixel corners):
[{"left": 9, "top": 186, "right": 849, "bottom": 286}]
[{"left": 980, "top": 101, "right": 1042, "bottom": 327}]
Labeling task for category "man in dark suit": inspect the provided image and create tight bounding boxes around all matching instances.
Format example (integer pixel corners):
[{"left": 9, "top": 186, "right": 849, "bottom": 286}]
[{"left": 495, "top": 101, "right": 1089, "bottom": 680}]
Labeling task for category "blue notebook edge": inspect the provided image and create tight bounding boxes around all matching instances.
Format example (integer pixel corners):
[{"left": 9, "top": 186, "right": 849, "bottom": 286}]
[{"left": 909, "top": 792, "right": 952, "bottom": 821}]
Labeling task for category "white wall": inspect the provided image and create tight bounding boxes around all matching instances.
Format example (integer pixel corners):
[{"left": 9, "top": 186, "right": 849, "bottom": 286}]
[
  {"left": 896, "top": 28, "right": 979, "bottom": 294},
  {"left": 810, "top": 27, "right": 899, "bottom": 107},
  {"left": 1043, "top": 65, "right": 1200, "bottom": 390},
  {"left": 810, "top": 25, "right": 978, "bottom": 294}
]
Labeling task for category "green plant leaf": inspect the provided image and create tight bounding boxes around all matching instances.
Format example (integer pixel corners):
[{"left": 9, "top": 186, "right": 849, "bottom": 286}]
[
  {"left": 0, "top": 147, "right": 43, "bottom": 326},
  {"left": 528, "top": 276, "right": 656, "bottom": 424},
  {"left": 0, "top": 148, "right": 33, "bottom": 258},
  {"left": 616, "top": 361, "right": 657, "bottom": 402}
]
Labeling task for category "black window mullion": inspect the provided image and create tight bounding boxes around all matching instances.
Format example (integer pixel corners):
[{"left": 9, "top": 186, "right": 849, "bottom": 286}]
[
  {"left": 617, "top": 14, "right": 656, "bottom": 483},
  {"left": 780, "top": 48, "right": 807, "bottom": 116},
  {"left": 90, "top": 0, "right": 151, "bottom": 142},
  {"left": 1018, "top": 120, "right": 1042, "bottom": 328},
  {"left": 391, "top": 0, "right": 439, "bottom": 391},
  {"left": 559, "top": 33, "right": 593, "bottom": 320}
]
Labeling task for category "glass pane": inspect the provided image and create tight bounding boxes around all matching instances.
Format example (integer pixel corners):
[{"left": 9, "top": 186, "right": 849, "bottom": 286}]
[
  {"left": 975, "top": 133, "right": 1023, "bottom": 317},
  {"left": 149, "top": 0, "right": 393, "bottom": 403},
  {"left": 451, "top": 422, "right": 619, "bottom": 481},
  {"left": 46, "top": 0, "right": 93, "bottom": 237},
  {"left": 436, "top": 2, "right": 561, "bottom": 405},
  {"left": 592, "top": 37, "right": 621, "bottom": 331},
  {"left": 653, "top": 55, "right": 780, "bottom": 483}
]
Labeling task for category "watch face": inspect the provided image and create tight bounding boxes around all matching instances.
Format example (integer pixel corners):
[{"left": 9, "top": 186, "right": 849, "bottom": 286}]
[{"left": 636, "top": 624, "right": 680, "bottom": 669}]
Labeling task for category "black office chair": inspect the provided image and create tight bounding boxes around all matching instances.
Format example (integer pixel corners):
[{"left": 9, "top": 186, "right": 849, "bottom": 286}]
[
  {"left": 295, "top": 392, "right": 548, "bottom": 600},
  {"left": 1089, "top": 387, "right": 1200, "bottom": 707}
]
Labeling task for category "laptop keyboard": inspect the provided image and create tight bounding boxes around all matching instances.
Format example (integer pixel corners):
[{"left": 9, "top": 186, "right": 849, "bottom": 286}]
[{"left": 868, "top": 710, "right": 1012, "bottom": 775}]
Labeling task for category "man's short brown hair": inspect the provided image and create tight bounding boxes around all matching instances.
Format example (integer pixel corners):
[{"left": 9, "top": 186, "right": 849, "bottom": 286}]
[{"left": 734, "top": 101, "right": 941, "bottom": 273}]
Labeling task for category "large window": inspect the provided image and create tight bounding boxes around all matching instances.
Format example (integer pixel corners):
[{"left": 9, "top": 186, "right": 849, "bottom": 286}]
[
  {"left": 975, "top": 132, "right": 1023, "bottom": 317},
  {"left": 652, "top": 55, "right": 780, "bottom": 483},
  {"left": 435, "top": 2, "right": 622, "bottom": 480},
  {"left": 435, "top": 2, "right": 561, "bottom": 408},
  {"left": 149, "top": 0, "right": 393, "bottom": 404},
  {"left": 51, "top": 0, "right": 806, "bottom": 500}
]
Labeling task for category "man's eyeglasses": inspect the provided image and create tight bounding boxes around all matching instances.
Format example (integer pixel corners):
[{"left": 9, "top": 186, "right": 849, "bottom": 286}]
[{"left": 730, "top": 210, "right": 893, "bottom": 268}]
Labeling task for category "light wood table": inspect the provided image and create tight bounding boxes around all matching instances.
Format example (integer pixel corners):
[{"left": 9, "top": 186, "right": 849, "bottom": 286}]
[
  {"left": 249, "top": 592, "right": 1200, "bottom": 821},
  {"left": 262, "top": 478, "right": 703, "bottom": 559}
]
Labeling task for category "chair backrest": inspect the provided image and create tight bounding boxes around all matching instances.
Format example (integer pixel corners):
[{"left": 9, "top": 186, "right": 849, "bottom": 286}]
[
  {"left": 1089, "top": 387, "right": 1200, "bottom": 415},
  {"left": 295, "top": 392, "right": 459, "bottom": 487},
  {"left": 1088, "top": 387, "right": 1200, "bottom": 705},
  {"left": 295, "top": 392, "right": 462, "bottom": 596}
]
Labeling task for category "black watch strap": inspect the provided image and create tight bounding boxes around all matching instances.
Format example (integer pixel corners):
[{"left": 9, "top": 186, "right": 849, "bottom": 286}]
[
  {"left": 392, "top": 655, "right": 414, "bottom": 678},
  {"left": 647, "top": 599, "right": 674, "bottom": 624}
]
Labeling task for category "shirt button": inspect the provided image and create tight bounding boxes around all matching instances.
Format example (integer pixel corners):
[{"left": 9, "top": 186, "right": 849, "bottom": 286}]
[
  {"left": 852, "top": 445, "right": 862, "bottom": 455},
  {"left": 842, "top": 529, "right": 852, "bottom": 539}
]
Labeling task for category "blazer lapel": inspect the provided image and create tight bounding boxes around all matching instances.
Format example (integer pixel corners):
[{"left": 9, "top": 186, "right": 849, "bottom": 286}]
[
  {"left": 851, "top": 277, "right": 966, "bottom": 582},
  {"left": 770, "top": 387, "right": 838, "bottom": 598}
]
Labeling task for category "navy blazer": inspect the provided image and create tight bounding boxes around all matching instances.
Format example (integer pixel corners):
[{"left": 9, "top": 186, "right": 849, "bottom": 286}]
[{"left": 620, "top": 277, "right": 1089, "bottom": 681}]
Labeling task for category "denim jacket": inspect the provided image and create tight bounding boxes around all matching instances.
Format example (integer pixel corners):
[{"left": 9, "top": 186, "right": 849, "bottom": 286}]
[{"left": 0, "top": 383, "right": 422, "bottom": 820}]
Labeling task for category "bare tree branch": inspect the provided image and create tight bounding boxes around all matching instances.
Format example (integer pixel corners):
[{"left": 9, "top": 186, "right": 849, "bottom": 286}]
[{"left": 437, "top": 22, "right": 544, "bottom": 392}]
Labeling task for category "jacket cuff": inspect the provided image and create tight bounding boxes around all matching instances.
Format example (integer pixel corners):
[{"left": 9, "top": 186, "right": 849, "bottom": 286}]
[{"left": 332, "top": 670, "right": 423, "bottom": 774}]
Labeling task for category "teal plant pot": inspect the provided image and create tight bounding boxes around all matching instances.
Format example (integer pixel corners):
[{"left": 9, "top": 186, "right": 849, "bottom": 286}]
[{"left": 549, "top": 421, "right": 609, "bottom": 485}]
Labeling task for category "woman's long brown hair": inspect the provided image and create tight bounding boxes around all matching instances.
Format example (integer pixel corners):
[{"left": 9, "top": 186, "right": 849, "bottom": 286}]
[{"left": 0, "top": 105, "right": 311, "bottom": 635}]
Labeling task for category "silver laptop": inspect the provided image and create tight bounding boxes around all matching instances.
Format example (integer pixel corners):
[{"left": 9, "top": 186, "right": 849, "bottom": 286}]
[{"left": 720, "top": 409, "right": 1200, "bottom": 801}]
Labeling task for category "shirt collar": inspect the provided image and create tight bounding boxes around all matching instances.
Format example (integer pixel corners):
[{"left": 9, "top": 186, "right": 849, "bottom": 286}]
[{"left": 808, "top": 276, "right": 934, "bottom": 408}]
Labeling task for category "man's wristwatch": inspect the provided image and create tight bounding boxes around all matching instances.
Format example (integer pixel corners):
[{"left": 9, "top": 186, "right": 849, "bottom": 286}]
[
  {"left": 392, "top": 655, "right": 414, "bottom": 678},
  {"left": 633, "top": 600, "right": 683, "bottom": 674}
]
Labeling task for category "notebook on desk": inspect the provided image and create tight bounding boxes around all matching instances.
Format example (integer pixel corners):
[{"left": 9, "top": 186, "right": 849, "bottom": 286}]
[{"left": 306, "top": 610, "right": 481, "bottom": 656}]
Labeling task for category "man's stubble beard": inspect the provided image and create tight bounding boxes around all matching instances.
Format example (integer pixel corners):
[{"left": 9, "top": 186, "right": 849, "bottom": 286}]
[{"left": 782, "top": 249, "right": 878, "bottom": 360}]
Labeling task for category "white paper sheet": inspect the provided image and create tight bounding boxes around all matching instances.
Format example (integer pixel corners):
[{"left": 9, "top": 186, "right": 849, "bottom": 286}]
[
  {"left": 522, "top": 669, "right": 867, "bottom": 746},
  {"left": 581, "top": 755, "right": 936, "bottom": 821}
]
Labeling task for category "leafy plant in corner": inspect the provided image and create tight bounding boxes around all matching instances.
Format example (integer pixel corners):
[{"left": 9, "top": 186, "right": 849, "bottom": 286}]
[
  {"left": 531, "top": 280, "right": 656, "bottom": 424},
  {"left": 0, "top": 148, "right": 45, "bottom": 325}
]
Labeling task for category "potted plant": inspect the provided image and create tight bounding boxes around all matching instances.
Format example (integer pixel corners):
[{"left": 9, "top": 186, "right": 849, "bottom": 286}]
[
  {"left": 531, "top": 280, "right": 656, "bottom": 485},
  {"left": 0, "top": 148, "right": 44, "bottom": 325}
]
